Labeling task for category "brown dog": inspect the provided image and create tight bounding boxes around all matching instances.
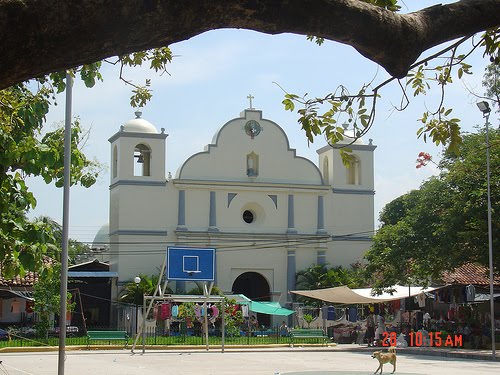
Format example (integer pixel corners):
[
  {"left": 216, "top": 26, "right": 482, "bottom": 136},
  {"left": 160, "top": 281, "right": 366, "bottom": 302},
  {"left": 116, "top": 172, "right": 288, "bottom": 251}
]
[{"left": 371, "top": 346, "right": 396, "bottom": 374}]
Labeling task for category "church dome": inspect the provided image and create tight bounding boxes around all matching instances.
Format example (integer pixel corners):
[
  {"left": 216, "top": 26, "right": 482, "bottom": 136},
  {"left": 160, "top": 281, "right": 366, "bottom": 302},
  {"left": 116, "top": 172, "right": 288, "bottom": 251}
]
[
  {"left": 122, "top": 110, "right": 158, "bottom": 134},
  {"left": 92, "top": 224, "right": 109, "bottom": 250},
  {"left": 336, "top": 123, "right": 365, "bottom": 145},
  {"left": 339, "top": 130, "right": 365, "bottom": 145}
]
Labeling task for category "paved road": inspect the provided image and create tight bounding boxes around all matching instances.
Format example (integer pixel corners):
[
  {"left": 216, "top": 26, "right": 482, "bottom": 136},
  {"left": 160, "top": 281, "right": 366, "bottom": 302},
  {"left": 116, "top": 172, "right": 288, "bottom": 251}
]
[{"left": 0, "top": 348, "right": 499, "bottom": 375}]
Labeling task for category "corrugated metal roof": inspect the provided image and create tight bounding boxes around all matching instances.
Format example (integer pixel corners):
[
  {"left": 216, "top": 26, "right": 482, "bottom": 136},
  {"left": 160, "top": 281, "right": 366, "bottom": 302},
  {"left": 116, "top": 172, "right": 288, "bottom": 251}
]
[{"left": 68, "top": 271, "right": 118, "bottom": 278}]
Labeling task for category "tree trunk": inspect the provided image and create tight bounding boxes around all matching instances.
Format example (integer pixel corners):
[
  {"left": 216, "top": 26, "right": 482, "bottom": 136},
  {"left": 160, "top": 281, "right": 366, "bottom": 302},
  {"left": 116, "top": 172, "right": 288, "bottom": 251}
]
[{"left": 1, "top": 0, "right": 499, "bottom": 89}]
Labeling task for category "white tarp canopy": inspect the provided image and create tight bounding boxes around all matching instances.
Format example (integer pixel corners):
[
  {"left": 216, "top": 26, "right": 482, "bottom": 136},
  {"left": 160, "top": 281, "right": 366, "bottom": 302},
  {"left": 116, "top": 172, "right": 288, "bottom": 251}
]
[{"left": 291, "top": 285, "right": 440, "bottom": 304}]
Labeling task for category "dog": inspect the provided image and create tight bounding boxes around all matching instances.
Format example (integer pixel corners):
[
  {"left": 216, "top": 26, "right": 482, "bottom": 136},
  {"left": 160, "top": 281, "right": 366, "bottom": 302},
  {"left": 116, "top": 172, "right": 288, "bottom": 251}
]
[{"left": 371, "top": 346, "right": 396, "bottom": 374}]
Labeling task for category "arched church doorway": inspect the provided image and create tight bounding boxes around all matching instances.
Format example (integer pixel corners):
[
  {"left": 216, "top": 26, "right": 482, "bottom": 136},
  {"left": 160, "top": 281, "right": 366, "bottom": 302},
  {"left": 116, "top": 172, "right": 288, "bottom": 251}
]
[{"left": 232, "top": 272, "right": 270, "bottom": 327}]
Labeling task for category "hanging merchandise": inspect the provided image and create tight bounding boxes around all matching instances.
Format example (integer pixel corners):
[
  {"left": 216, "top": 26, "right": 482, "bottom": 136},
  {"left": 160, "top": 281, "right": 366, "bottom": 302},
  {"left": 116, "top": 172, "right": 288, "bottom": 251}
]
[
  {"left": 194, "top": 305, "right": 204, "bottom": 318},
  {"left": 209, "top": 305, "right": 220, "bottom": 324},
  {"left": 321, "top": 305, "right": 328, "bottom": 320},
  {"left": 417, "top": 293, "right": 426, "bottom": 308},
  {"left": 392, "top": 299, "right": 400, "bottom": 311},
  {"left": 172, "top": 304, "right": 179, "bottom": 317},
  {"left": 327, "top": 306, "right": 336, "bottom": 321},
  {"left": 348, "top": 307, "right": 357, "bottom": 322},
  {"left": 364, "top": 305, "right": 370, "bottom": 316},
  {"left": 465, "top": 285, "right": 476, "bottom": 302},
  {"left": 447, "top": 306, "right": 455, "bottom": 321},
  {"left": 160, "top": 302, "right": 172, "bottom": 320},
  {"left": 241, "top": 304, "right": 249, "bottom": 318},
  {"left": 210, "top": 304, "right": 219, "bottom": 318}
]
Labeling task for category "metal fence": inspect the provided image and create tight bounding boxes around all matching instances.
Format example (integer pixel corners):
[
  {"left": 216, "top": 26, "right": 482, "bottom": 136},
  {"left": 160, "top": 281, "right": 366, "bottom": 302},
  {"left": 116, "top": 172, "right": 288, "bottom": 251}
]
[{"left": 0, "top": 324, "right": 313, "bottom": 348}]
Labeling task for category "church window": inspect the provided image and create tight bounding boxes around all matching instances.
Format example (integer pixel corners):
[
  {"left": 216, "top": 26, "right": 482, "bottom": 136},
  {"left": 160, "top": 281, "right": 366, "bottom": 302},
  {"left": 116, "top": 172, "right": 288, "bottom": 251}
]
[
  {"left": 246, "top": 152, "right": 259, "bottom": 177},
  {"left": 322, "top": 157, "right": 329, "bottom": 185},
  {"left": 242, "top": 210, "right": 254, "bottom": 223},
  {"left": 112, "top": 146, "right": 118, "bottom": 178},
  {"left": 346, "top": 155, "right": 361, "bottom": 185},
  {"left": 134, "top": 143, "right": 151, "bottom": 177}
]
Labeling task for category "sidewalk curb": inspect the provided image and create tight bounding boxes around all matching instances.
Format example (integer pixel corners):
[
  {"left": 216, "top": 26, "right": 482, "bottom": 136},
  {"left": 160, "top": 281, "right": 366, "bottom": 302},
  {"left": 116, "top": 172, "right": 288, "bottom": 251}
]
[
  {"left": 1, "top": 343, "right": 498, "bottom": 361},
  {"left": 330, "top": 344, "right": 500, "bottom": 362}
]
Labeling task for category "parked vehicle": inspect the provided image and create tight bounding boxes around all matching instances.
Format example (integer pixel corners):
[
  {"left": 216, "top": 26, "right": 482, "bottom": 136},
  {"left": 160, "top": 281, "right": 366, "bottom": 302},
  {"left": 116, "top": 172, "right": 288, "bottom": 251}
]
[
  {"left": 51, "top": 326, "right": 79, "bottom": 337},
  {"left": 0, "top": 328, "right": 10, "bottom": 340}
]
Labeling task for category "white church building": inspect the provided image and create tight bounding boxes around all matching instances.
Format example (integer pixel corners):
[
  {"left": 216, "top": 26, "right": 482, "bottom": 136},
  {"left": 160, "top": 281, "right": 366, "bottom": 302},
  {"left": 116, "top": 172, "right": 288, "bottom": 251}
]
[{"left": 108, "top": 107, "right": 376, "bottom": 323}]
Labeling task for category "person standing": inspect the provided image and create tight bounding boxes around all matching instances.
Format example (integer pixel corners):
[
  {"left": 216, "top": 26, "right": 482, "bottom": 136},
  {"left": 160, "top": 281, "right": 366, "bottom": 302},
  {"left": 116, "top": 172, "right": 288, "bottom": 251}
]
[{"left": 366, "top": 312, "right": 375, "bottom": 346}]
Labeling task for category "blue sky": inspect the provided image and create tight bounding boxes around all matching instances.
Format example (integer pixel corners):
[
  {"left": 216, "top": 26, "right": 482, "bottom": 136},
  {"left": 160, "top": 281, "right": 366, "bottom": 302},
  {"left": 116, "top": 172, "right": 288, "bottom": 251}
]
[{"left": 26, "top": 2, "right": 491, "bottom": 244}]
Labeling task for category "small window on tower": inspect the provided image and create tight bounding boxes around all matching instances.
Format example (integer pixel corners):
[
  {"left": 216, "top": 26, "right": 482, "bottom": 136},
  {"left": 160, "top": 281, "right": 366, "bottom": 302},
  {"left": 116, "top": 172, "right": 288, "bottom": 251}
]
[
  {"left": 134, "top": 143, "right": 151, "bottom": 176},
  {"left": 346, "top": 155, "right": 361, "bottom": 185}
]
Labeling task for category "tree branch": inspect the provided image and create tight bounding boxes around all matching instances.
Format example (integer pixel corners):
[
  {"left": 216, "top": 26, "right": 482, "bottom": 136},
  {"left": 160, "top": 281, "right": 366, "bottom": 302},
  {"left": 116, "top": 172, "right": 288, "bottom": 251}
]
[{"left": 1, "top": 0, "right": 499, "bottom": 90}]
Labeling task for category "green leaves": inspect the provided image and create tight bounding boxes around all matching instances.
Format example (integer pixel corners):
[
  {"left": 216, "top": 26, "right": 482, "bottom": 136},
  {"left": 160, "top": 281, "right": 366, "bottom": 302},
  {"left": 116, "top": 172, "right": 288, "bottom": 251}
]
[
  {"left": 119, "top": 47, "right": 173, "bottom": 108},
  {"left": 1, "top": 79, "right": 101, "bottom": 278},
  {"left": 130, "top": 80, "right": 153, "bottom": 108},
  {"left": 417, "top": 108, "right": 462, "bottom": 154},
  {"left": 407, "top": 66, "right": 430, "bottom": 96},
  {"left": 306, "top": 36, "right": 324, "bottom": 46},
  {"left": 361, "top": 0, "right": 401, "bottom": 12},
  {"left": 80, "top": 62, "right": 104, "bottom": 88},
  {"left": 1, "top": 45, "right": 174, "bottom": 277},
  {"left": 295, "top": 264, "right": 367, "bottom": 306},
  {"left": 33, "top": 262, "right": 75, "bottom": 338},
  {"left": 282, "top": 93, "right": 298, "bottom": 111},
  {"left": 280, "top": 84, "right": 376, "bottom": 159},
  {"left": 366, "top": 129, "right": 499, "bottom": 289},
  {"left": 481, "top": 29, "right": 500, "bottom": 64}
]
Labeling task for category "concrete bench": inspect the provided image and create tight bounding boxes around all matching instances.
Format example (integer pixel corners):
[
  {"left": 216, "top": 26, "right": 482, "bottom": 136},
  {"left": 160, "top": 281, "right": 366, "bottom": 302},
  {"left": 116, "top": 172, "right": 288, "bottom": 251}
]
[
  {"left": 86, "top": 330, "right": 129, "bottom": 348},
  {"left": 289, "top": 328, "right": 329, "bottom": 346}
]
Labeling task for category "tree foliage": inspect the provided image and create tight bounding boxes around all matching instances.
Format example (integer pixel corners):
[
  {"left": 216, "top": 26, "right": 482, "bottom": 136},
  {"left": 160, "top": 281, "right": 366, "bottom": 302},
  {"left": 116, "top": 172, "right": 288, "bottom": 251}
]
[
  {"left": 0, "top": 81, "right": 101, "bottom": 278},
  {"left": 1, "top": 1, "right": 499, "bottom": 278},
  {"left": 35, "top": 216, "right": 92, "bottom": 265},
  {"left": 118, "top": 274, "right": 174, "bottom": 305},
  {"left": 365, "top": 128, "right": 499, "bottom": 290},
  {"left": 294, "top": 263, "right": 367, "bottom": 307},
  {"left": 283, "top": 28, "right": 498, "bottom": 160},
  {"left": 482, "top": 63, "right": 500, "bottom": 112},
  {"left": 33, "top": 262, "right": 75, "bottom": 339}
]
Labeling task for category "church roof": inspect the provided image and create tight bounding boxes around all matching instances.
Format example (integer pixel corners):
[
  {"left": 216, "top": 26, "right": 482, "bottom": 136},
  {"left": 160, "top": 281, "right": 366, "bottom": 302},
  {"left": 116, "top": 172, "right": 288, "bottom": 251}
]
[
  {"left": 176, "top": 109, "right": 324, "bottom": 185},
  {"left": 122, "top": 110, "right": 158, "bottom": 134},
  {"left": 441, "top": 263, "right": 500, "bottom": 286},
  {"left": 0, "top": 256, "right": 56, "bottom": 287}
]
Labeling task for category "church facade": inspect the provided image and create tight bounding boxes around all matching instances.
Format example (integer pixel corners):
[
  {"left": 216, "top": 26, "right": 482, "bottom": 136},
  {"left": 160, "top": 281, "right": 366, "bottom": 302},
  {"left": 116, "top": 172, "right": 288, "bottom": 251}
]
[{"left": 108, "top": 107, "right": 376, "bottom": 323}]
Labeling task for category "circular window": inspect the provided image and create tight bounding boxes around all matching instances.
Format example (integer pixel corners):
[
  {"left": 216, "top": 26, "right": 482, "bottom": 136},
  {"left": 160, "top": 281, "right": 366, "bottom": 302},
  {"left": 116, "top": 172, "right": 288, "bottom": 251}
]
[{"left": 242, "top": 210, "right": 254, "bottom": 223}]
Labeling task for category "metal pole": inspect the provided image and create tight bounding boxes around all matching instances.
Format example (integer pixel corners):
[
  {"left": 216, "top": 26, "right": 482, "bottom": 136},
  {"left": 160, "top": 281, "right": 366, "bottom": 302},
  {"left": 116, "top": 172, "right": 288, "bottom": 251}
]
[
  {"left": 141, "top": 294, "right": 146, "bottom": 353},
  {"left": 135, "top": 288, "right": 139, "bottom": 335},
  {"left": 484, "top": 112, "right": 496, "bottom": 359},
  {"left": 58, "top": 72, "right": 72, "bottom": 375},
  {"left": 221, "top": 300, "right": 225, "bottom": 353}
]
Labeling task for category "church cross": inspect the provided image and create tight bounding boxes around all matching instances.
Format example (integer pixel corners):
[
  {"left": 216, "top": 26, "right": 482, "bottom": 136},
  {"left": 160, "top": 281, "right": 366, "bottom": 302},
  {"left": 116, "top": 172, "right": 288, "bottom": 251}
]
[{"left": 247, "top": 94, "right": 254, "bottom": 109}]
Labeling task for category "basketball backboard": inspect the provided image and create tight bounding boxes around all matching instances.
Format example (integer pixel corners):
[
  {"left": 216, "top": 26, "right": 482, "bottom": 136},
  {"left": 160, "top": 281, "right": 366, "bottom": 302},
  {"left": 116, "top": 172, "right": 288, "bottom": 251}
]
[{"left": 166, "top": 247, "right": 216, "bottom": 281}]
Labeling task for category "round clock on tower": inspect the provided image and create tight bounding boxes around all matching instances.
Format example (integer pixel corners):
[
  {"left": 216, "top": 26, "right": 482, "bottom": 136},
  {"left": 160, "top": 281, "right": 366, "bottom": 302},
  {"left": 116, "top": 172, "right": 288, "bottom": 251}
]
[{"left": 244, "top": 120, "right": 261, "bottom": 139}]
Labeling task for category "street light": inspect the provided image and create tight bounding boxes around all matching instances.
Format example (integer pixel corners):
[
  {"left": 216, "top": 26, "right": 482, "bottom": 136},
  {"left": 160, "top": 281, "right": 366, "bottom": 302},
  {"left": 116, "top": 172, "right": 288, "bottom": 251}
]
[
  {"left": 476, "top": 101, "right": 495, "bottom": 359},
  {"left": 134, "top": 276, "right": 141, "bottom": 335}
]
